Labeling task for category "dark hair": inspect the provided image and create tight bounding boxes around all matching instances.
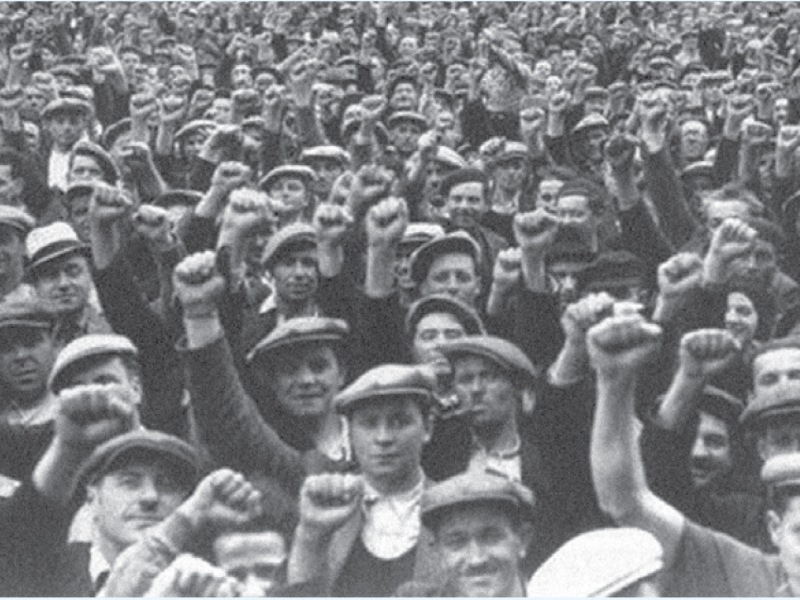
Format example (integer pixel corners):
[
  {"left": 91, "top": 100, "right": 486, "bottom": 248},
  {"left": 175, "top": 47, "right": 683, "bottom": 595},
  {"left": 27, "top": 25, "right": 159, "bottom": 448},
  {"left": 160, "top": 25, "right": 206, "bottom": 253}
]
[{"left": 767, "top": 484, "right": 800, "bottom": 517}]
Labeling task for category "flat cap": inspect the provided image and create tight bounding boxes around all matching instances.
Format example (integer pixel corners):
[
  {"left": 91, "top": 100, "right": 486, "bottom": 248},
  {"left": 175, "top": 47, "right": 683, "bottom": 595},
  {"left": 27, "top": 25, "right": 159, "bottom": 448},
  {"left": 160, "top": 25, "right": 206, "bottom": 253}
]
[
  {"left": 421, "top": 470, "right": 535, "bottom": 529},
  {"left": 334, "top": 364, "right": 434, "bottom": 414},
  {"left": 439, "top": 335, "right": 538, "bottom": 384},
  {"left": 0, "top": 205, "right": 35, "bottom": 234},
  {"left": 400, "top": 222, "right": 445, "bottom": 248},
  {"left": 579, "top": 251, "right": 646, "bottom": 291},
  {"left": 0, "top": 297, "right": 57, "bottom": 331},
  {"left": 432, "top": 146, "right": 467, "bottom": 170},
  {"left": 41, "top": 97, "right": 91, "bottom": 120},
  {"left": 71, "top": 140, "right": 120, "bottom": 185},
  {"left": 26, "top": 222, "right": 90, "bottom": 273},
  {"left": 699, "top": 385, "right": 744, "bottom": 426},
  {"left": 585, "top": 86, "right": 609, "bottom": 100},
  {"left": 299, "top": 145, "right": 350, "bottom": 164},
  {"left": 526, "top": 528, "right": 663, "bottom": 597},
  {"left": 259, "top": 165, "right": 316, "bottom": 192},
  {"left": 763, "top": 454, "right": 800, "bottom": 488},
  {"left": 77, "top": 429, "right": 200, "bottom": 493},
  {"left": 262, "top": 222, "right": 317, "bottom": 271},
  {"left": 246, "top": 317, "right": 349, "bottom": 364},
  {"left": 572, "top": 113, "right": 609, "bottom": 135},
  {"left": 405, "top": 294, "right": 485, "bottom": 338},
  {"left": 49, "top": 65, "right": 82, "bottom": 82},
  {"left": 410, "top": 231, "right": 482, "bottom": 286},
  {"left": 387, "top": 111, "right": 429, "bottom": 130},
  {"left": 439, "top": 168, "right": 488, "bottom": 200},
  {"left": 101, "top": 118, "right": 131, "bottom": 149},
  {"left": 49, "top": 333, "right": 138, "bottom": 393},
  {"left": 682, "top": 160, "right": 714, "bottom": 178},
  {"left": 174, "top": 119, "right": 216, "bottom": 142}
]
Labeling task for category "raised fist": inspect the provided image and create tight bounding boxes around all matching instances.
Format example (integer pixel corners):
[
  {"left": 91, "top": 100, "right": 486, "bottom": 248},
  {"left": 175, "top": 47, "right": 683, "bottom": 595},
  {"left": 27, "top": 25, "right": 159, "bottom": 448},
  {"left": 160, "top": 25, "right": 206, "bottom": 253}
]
[
  {"left": 210, "top": 161, "right": 251, "bottom": 196},
  {"left": 561, "top": 291, "right": 616, "bottom": 342},
  {"left": 703, "top": 218, "right": 756, "bottom": 285},
  {"left": 348, "top": 164, "right": 393, "bottom": 213},
  {"left": 587, "top": 314, "right": 662, "bottom": 377},
  {"left": 130, "top": 92, "right": 158, "bottom": 121},
  {"left": 513, "top": 209, "right": 559, "bottom": 253},
  {"left": 179, "top": 468, "right": 262, "bottom": 530},
  {"left": 145, "top": 554, "right": 237, "bottom": 598},
  {"left": 492, "top": 247, "right": 522, "bottom": 295},
  {"left": 173, "top": 251, "right": 226, "bottom": 318},
  {"left": 548, "top": 89, "right": 571, "bottom": 114},
  {"left": 298, "top": 473, "right": 365, "bottom": 538},
  {"left": 679, "top": 328, "right": 741, "bottom": 380},
  {"left": 55, "top": 383, "right": 137, "bottom": 451},
  {"left": 313, "top": 202, "right": 353, "bottom": 246},
  {"left": 657, "top": 252, "right": 703, "bottom": 299},
  {"left": 366, "top": 196, "right": 408, "bottom": 248},
  {"left": 133, "top": 205, "right": 173, "bottom": 250},
  {"left": 220, "top": 188, "right": 274, "bottom": 239},
  {"left": 90, "top": 183, "right": 134, "bottom": 225}
]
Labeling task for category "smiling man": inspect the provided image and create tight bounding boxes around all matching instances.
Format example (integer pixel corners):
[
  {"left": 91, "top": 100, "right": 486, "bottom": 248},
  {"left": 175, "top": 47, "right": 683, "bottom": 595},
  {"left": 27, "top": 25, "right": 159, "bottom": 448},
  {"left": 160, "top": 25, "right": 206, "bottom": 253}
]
[{"left": 26, "top": 222, "right": 111, "bottom": 345}]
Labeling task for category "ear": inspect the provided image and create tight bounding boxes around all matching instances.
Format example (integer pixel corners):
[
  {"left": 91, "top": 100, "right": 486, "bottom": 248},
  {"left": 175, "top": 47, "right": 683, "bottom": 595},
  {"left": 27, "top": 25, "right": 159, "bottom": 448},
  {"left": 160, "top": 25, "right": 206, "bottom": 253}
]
[
  {"left": 767, "top": 509, "right": 783, "bottom": 548},
  {"left": 757, "top": 435, "right": 771, "bottom": 462},
  {"left": 517, "top": 521, "right": 534, "bottom": 557},
  {"left": 422, "top": 409, "right": 435, "bottom": 445},
  {"left": 521, "top": 386, "right": 536, "bottom": 416}
]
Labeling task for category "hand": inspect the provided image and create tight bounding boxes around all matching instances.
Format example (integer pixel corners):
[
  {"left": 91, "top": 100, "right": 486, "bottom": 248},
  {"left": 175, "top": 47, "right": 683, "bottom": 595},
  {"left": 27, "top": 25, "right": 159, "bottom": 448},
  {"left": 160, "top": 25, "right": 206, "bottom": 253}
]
[
  {"left": 548, "top": 89, "right": 571, "bottom": 114},
  {"left": 201, "top": 125, "right": 243, "bottom": 163},
  {"left": 491, "top": 247, "right": 522, "bottom": 295},
  {"left": 520, "top": 106, "right": 545, "bottom": 139},
  {"left": 219, "top": 188, "right": 274, "bottom": 239},
  {"left": 298, "top": 473, "right": 365, "bottom": 539},
  {"left": 365, "top": 196, "right": 408, "bottom": 248},
  {"left": 741, "top": 119, "right": 773, "bottom": 148},
  {"left": 657, "top": 252, "right": 703, "bottom": 299},
  {"left": 313, "top": 202, "right": 353, "bottom": 246},
  {"left": 348, "top": 164, "right": 393, "bottom": 213},
  {"left": 231, "top": 87, "right": 261, "bottom": 117},
  {"left": 145, "top": 555, "right": 237, "bottom": 598},
  {"left": 724, "top": 94, "right": 754, "bottom": 138},
  {"left": 178, "top": 468, "right": 262, "bottom": 530},
  {"left": 173, "top": 251, "right": 226, "bottom": 318},
  {"left": 90, "top": 183, "right": 134, "bottom": 225},
  {"left": 703, "top": 218, "right": 756, "bottom": 285},
  {"left": 55, "top": 383, "right": 137, "bottom": 452},
  {"left": 604, "top": 133, "right": 638, "bottom": 173},
  {"left": 130, "top": 92, "right": 159, "bottom": 123},
  {"left": 513, "top": 209, "right": 559, "bottom": 254},
  {"left": 778, "top": 125, "right": 800, "bottom": 155},
  {"left": 0, "top": 86, "right": 24, "bottom": 114},
  {"left": 288, "top": 59, "right": 321, "bottom": 108},
  {"left": 678, "top": 328, "right": 741, "bottom": 380},
  {"left": 360, "top": 94, "right": 387, "bottom": 125},
  {"left": 561, "top": 292, "right": 616, "bottom": 343},
  {"left": 119, "top": 141, "right": 155, "bottom": 173},
  {"left": 639, "top": 93, "right": 669, "bottom": 154},
  {"left": 133, "top": 205, "right": 174, "bottom": 250},
  {"left": 9, "top": 42, "right": 32, "bottom": 65},
  {"left": 587, "top": 314, "right": 663, "bottom": 377},
  {"left": 420, "top": 61, "right": 438, "bottom": 86},
  {"left": 210, "top": 161, "right": 251, "bottom": 196},
  {"left": 160, "top": 93, "right": 187, "bottom": 126}
]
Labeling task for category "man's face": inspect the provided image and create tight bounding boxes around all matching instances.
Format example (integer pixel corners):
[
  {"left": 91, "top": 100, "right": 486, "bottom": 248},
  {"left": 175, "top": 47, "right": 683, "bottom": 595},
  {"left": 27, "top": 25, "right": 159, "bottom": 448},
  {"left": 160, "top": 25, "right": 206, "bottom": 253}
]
[
  {"left": 307, "top": 159, "right": 343, "bottom": 199},
  {"left": 680, "top": 120, "right": 710, "bottom": 160},
  {"left": 690, "top": 411, "right": 733, "bottom": 490},
  {"left": 0, "top": 327, "right": 54, "bottom": 400},
  {"left": 214, "top": 531, "right": 287, "bottom": 596},
  {"left": 725, "top": 291, "right": 759, "bottom": 346},
  {"left": 232, "top": 64, "right": 253, "bottom": 89},
  {"left": 420, "top": 253, "right": 481, "bottom": 306},
  {"left": 62, "top": 355, "right": 142, "bottom": 406},
  {"left": 390, "top": 82, "right": 418, "bottom": 111},
  {"left": 557, "top": 194, "right": 593, "bottom": 228},
  {"left": 549, "top": 260, "right": 585, "bottom": 308},
  {"left": 270, "top": 247, "right": 319, "bottom": 304},
  {"left": 769, "top": 496, "right": 800, "bottom": 586},
  {"left": 69, "top": 154, "right": 104, "bottom": 184},
  {"left": 412, "top": 312, "right": 466, "bottom": 365},
  {"left": 210, "top": 98, "right": 233, "bottom": 125},
  {"left": 775, "top": 99, "right": 790, "bottom": 126},
  {"left": 120, "top": 52, "right": 140, "bottom": 81},
  {"left": 728, "top": 238, "right": 777, "bottom": 288},
  {"left": 704, "top": 200, "right": 751, "bottom": 233},
  {"left": 266, "top": 344, "right": 344, "bottom": 420},
  {"left": 47, "top": 112, "right": 86, "bottom": 150},
  {"left": 435, "top": 505, "right": 527, "bottom": 597},
  {"left": 536, "top": 179, "right": 563, "bottom": 212},
  {"left": 493, "top": 157, "right": 527, "bottom": 191},
  {"left": 453, "top": 356, "right": 517, "bottom": 431},
  {"left": 34, "top": 254, "right": 92, "bottom": 315},
  {"left": 23, "top": 86, "right": 47, "bottom": 115},
  {"left": 398, "top": 37, "right": 418, "bottom": 59},
  {"left": 267, "top": 177, "right": 308, "bottom": 216},
  {"left": 23, "top": 121, "right": 40, "bottom": 151},
  {"left": 349, "top": 397, "right": 431, "bottom": 486},
  {"left": 582, "top": 128, "right": 607, "bottom": 163},
  {"left": 0, "top": 164, "right": 23, "bottom": 206},
  {"left": 447, "top": 181, "right": 486, "bottom": 229},
  {"left": 390, "top": 122, "right": 423, "bottom": 156},
  {"left": 89, "top": 458, "right": 191, "bottom": 557}
]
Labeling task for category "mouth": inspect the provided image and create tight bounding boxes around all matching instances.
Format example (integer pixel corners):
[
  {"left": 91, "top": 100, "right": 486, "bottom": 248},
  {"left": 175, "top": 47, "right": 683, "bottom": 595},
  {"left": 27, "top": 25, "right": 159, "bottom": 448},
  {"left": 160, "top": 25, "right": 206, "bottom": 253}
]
[{"left": 126, "top": 516, "right": 163, "bottom": 528}]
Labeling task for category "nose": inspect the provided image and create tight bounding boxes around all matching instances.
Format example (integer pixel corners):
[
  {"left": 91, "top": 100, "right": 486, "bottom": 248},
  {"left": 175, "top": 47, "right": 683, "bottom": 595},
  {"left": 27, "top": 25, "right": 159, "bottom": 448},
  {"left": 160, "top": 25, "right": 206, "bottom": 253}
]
[
  {"left": 137, "top": 478, "right": 160, "bottom": 507},
  {"left": 465, "top": 538, "right": 488, "bottom": 565},
  {"left": 374, "top": 421, "right": 395, "bottom": 444},
  {"left": 57, "top": 270, "right": 72, "bottom": 288},
  {"left": 295, "top": 363, "right": 316, "bottom": 385},
  {"left": 691, "top": 437, "right": 709, "bottom": 460}
]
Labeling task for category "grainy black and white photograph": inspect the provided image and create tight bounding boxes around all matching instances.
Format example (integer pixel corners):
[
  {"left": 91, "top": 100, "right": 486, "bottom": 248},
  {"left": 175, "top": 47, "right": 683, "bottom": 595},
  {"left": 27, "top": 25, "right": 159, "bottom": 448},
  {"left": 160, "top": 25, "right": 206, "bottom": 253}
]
[{"left": 0, "top": 0, "right": 799, "bottom": 596}]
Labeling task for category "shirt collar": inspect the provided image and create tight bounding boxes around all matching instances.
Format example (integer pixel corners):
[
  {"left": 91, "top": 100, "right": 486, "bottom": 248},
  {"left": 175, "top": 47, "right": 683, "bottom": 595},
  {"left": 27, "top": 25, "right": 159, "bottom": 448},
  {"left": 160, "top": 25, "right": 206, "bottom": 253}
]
[{"left": 88, "top": 544, "right": 111, "bottom": 592}]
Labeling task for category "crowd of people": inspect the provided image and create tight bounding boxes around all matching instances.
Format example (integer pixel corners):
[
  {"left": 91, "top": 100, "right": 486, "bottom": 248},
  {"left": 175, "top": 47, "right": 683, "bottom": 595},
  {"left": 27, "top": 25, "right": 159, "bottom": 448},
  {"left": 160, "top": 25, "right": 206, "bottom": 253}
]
[{"left": 5, "top": 0, "right": 800, "bottom": 596}]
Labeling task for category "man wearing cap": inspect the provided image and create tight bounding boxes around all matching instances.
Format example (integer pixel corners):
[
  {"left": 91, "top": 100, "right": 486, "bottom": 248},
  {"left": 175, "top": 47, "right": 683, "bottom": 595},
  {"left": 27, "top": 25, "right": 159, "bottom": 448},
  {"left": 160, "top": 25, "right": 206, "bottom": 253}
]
[
  {"left": 483, "top": 139, "right": 532, "bottom": 222},
  {"left": 41, "top": 97, "right": 91, "bottom": 193},
  {"left": 67, "top": 140, "right": 119, "bottom": 187},
  {"left": 586, "top": 312, "right": 800, "bottom": 596},
  {"left": 0, "top": 205, "right": 34, "bottom": 299},
  {"left": 387, "top": 111, "right": 428, "bottom": 161},
  {"left": 26, "top": 222, "right": 111, "bottom": 345},
  {"left": 299, "top": 146, "right": 350, "bottom": 201},
  {"left": 398, "top": 470, "right": 536, "bottom": 597},
  {"left": 405, "top": 133, "right": 468, "bottom": 223},
  {"left": 438, "top": 333, "right": 607, "bottom": 570},
  {"left": 287, "top": 363, "right": 440, "bottom": 596},
  {"left": 259, "top": 165, "right": 317, "bottom": 227}
]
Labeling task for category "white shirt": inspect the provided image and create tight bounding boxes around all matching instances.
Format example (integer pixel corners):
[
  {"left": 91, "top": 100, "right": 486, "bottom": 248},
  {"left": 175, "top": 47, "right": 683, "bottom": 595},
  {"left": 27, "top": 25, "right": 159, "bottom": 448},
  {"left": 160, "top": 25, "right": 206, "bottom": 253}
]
[{"left": 360, "top": 477, "right": 423, "bottom": 560}]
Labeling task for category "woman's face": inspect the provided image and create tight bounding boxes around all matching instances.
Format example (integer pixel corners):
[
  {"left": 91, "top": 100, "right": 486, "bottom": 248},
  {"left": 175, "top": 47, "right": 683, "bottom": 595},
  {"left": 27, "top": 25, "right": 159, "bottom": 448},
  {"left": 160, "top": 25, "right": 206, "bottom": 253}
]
[{"left": 725, "top": 291, "right": 759, "bottom": 345}]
